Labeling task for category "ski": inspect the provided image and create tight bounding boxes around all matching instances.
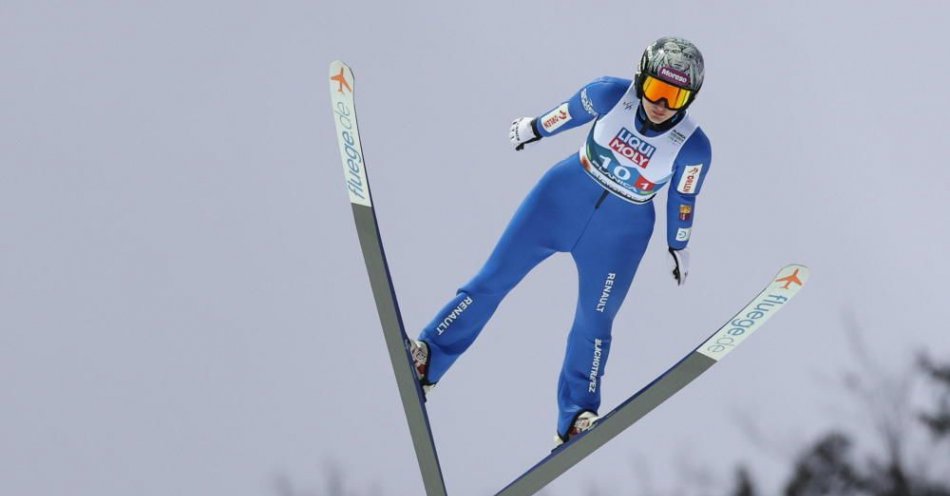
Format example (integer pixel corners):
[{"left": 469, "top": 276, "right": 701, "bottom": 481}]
[
  {"left": 329, "top": 60, "right": 448, "bottom": 496},
  {"left": 495, "top": 264, "right": 810, "bottom": 496}
]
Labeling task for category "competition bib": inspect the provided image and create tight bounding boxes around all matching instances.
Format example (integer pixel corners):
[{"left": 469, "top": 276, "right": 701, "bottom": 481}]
[{"left": 579, "top": 83, "right": 698, "bottom": 203}]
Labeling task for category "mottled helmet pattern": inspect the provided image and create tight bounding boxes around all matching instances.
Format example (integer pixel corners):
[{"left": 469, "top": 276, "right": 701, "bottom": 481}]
[{"left": 638, "top": 36, "right": 705, "bottom": 92}]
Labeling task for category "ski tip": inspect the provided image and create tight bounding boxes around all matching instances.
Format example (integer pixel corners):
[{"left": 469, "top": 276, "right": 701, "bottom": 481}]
[
  {"left": 329, "top": 60, "right": 352, "bottom": 77},
  {"left": 780, "top": 263, "right": 809, "bottom": 278},
  {"left": 770, "top": 264, "right": 810, "bottom": 293},
  {"left": 329, "top": 60, "right": 355, "bottom": 99}
]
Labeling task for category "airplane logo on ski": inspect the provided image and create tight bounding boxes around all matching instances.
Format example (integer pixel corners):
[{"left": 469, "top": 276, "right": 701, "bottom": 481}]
[
  {"left": 775, "top": 268, "right": 803, "bottom": 289},
  {"left": 331, "top": 67, "right": 352, "bottom": 94}
]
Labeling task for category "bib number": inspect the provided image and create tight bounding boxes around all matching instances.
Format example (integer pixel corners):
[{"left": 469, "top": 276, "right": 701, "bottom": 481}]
[{"left": 600, "top": 156, "right": 631, "bottom": 182}]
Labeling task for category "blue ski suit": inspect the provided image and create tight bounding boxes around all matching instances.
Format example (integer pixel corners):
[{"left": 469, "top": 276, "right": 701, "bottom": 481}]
[{"left": 418, "top": 76, "right": 712, "bottom": 438}]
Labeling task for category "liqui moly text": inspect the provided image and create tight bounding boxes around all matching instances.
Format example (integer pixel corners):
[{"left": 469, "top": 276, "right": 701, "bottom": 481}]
[{"left": 609, "top": 127, "right": 655, "bottom": 168}]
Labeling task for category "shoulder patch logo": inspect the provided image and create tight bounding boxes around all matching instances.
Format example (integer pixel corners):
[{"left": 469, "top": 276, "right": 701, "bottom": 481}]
[{"left": 581, "top": 89, "right": 597, "bottom": 116}]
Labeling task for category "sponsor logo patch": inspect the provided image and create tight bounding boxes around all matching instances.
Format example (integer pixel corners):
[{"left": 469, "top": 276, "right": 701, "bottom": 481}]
[
  {"left": 608, "top": 127, "right": 656, "bottom": 168},
  {"left": 541, "top": 103, "right": 572, "bottom": 133},
  {"left": 677, "top": 164, "right": 703, "bottom": 194},
  {"left": 676, "top": 227, "right": 691, "bottom": 241},
  {"left": 659, "top": 66, "right": 690, "bottom": 86}
]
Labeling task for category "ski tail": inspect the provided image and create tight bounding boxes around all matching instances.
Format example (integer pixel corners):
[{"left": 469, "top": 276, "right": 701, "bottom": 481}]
[{"left": 329, "top": 60, "right": 448, "bottom": 496}]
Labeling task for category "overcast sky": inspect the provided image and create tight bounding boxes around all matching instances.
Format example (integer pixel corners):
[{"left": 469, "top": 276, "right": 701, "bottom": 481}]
[{"left": 3, "top": 1, "right": 949, "bottom": 495}]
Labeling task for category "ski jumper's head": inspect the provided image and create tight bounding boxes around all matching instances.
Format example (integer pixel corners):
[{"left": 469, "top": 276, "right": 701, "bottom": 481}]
[{"left": 634, "top": 36, "right": 705, "bottom": 125}]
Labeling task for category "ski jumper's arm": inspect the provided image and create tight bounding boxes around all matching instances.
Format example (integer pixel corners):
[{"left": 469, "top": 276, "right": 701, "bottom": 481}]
[
  {"left": 533, "top": 77, "right": 629, "bottom": 138},
  {"left": 666, "top": 129, "right": 712, "bottom": 250}
]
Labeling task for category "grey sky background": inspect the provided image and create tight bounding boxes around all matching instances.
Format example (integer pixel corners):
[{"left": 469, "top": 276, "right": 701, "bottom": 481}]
[{"left": 2, "top": 1, "right": 949, "bottom": 495}]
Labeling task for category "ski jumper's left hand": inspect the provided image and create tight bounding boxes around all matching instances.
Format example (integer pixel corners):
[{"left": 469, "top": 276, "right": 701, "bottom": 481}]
[
  {"left": 664, "top": 119, "right": 712, "bottom": 285},
  {"left": 668, "top": 247, "right": 689, "bottom": 286}
]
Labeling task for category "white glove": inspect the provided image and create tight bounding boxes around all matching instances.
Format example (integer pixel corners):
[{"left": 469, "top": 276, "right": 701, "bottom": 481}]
[
  {"left": 509, "top": 117, "right": 541, "bottom": 151},
  {"left": 668, "top": 247, "right": 689, "bottom": 286}
]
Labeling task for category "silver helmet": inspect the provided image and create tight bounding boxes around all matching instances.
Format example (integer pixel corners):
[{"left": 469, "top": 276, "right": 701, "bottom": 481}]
[{"left": 636, "top": 36, "right": 705, "bottom": 105}]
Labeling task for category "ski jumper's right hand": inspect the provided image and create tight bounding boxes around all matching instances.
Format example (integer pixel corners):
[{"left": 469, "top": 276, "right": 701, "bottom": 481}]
[
  {"left": 509, "top": 117, "right": 541, "bottom": 151},
  {"left": 509, "top": 77, "right": 628, "bottom": 153}
]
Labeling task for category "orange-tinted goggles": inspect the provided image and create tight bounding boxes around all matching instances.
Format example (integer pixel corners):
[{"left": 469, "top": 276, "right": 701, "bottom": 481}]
[{"left": 641, "top": 75, "right": 693, "bottom": 110}]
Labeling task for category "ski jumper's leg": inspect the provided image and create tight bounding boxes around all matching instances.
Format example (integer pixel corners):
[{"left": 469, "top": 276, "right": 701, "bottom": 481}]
[
  {"left": 420, "top": 156, "right": 601, "bottom": 384},
  {"left": 556, "top": 194, "right": 655, "bottom": 437}
]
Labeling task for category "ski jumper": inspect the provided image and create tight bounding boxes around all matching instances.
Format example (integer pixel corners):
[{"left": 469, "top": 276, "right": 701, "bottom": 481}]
[{"left": 418, "top": 77, "right": 712, "bottom": 438}]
